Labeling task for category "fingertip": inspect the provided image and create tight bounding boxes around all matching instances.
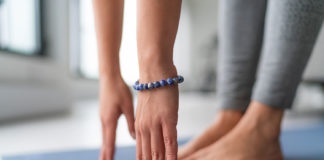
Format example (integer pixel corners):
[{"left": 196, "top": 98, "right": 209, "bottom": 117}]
[{"left": 126, "top": 119, "right": 136, "bottom": 139}]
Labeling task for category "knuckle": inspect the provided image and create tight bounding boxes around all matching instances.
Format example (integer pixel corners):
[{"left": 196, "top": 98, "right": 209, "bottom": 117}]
[
  {"left": 163, "top": 136, "right": 176, "bottom": 146},
  {"left": 164, "top": 136, "right": 177, "bottom": 159},
  {"left": 135, "top": 119, "right": 144, "bottom": 131},
  {"left": 165, "top": 150, "right": 177, "bottom": 157},
  {"left": 139, "top": 123, "right": 147, "bottom": 133},
  {"left": 137, "top": 120, "right": 151, "bottom": 133},
  {"left": 151, "top": 151, "right": 162, "bottom": 160}
]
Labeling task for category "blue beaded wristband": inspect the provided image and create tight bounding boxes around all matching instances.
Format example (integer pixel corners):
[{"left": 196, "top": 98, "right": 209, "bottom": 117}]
[{"left": 133, "top": 75, "right": 184, "bottom": 91}]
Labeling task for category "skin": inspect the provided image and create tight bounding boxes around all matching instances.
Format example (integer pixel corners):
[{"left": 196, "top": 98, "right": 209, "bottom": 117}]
[
  {"left": 182, "top": 101, "right": 284, "bottom": 160},
  {"left": 93, "top": 0, "right": 135, "bottom": 160},
  {"left": 178, "top": 110, "right": 243, "bottom": 159},
  {"left": 93, "top": 0, "right": 284, "bottom": 159},
  {"left": 93, "top": 0, "right": 182, "bottom": 159},
  {"left": 136, "top": 0, "right": 182, "bottom": 160}
]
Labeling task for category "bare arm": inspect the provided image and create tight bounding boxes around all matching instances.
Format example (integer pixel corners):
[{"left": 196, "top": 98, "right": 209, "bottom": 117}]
[
  {"left": 93, "top": 0, "right": 123, "bottom": 79},
  {"left": 93, "top": 0, "right": 135, "bottom": 160},
  {"left": 136, "top": 0, "right": 182, "bottom": 159}
]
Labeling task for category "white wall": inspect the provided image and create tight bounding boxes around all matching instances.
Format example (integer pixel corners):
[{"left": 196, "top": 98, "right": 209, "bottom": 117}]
[
  {"left": 0, "top": 0, "right": 98, "bottom": 121},
  {"left": 186, "top": 0, "right": 219, "bottom": 91}
]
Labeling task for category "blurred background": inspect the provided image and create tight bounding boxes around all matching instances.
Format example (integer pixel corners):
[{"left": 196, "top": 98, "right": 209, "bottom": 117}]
[{"left": 0, "top": 0, "right": 324, "bottom": 158}]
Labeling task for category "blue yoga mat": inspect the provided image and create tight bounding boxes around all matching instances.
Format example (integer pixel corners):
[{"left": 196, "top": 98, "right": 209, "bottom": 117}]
[{"left": 3, "top": 122, "right": 324, "bottom": 160}]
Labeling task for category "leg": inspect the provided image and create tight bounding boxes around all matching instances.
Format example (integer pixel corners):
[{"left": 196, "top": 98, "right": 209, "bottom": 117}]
[
  {"left": 186, "top": 0, "right": 324, "bottom": 159},
  {"left": 178, "top": 0, "right": 267, "bottom": 159},
  {"left": 217, "top": 0, "right": 267, "bottom": 111},
  {"left": 252, "top": 0, "right": 324, "bottom": 109}
]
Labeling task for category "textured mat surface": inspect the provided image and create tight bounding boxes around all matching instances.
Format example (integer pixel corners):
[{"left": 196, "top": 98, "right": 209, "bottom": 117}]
[{"left": 3, "top": 122, "right": 324, "bottom": 160}]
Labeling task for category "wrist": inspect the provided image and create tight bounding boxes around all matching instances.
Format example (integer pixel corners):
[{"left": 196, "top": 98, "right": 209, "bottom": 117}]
[
  {"left": 99, "top": 73, "right": 123, "bottom": 85},
  {"left": 138, "top": 54, "right": 177, "bottom": 82},
  {"left": 139, "top": 63, "right": 178, "bottom": 83}
]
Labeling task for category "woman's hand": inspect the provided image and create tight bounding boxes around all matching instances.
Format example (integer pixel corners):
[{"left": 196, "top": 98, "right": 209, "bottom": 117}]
[
  {"left": 135, "top": 72, "right": 179, "bottom": 160},
  {"left": 99, "top": 77, "right": 135, "bottom": 160}
]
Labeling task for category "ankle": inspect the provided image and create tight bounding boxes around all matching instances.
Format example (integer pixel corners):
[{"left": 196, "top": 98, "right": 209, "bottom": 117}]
[
  {"left": 216, "top": 110, "right": 243, "bottom": 125},
  {"left": 244, "top": 101, "right": 284, "bottom": 140}
]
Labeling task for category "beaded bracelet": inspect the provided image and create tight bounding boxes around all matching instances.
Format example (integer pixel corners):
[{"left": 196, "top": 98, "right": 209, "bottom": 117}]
[{"left": 133, "top": 75, "right": 184, "bottom": 91}]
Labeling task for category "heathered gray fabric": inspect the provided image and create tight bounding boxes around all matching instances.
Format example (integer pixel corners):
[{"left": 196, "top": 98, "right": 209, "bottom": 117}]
[
  {"left": 217, "top": 0, "right": 324, "bottom": 110},
  {"left": 217, "top": 0, "right": 267, "bottom": 111},
  {"left": 252, "top": 0, "right": 324, "bottom": 109}
]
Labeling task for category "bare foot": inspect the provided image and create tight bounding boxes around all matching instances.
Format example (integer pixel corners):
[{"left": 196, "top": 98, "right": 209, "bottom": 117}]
[
  {"left": 184, "top": 101, "right": 284, "bottom": 160},
  {"left": 178, "top": 110, "right": 243, "bottom": 159}
]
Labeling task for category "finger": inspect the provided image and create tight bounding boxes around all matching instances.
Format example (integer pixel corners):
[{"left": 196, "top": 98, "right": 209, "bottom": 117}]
[
  {"left": 101, "top": 117, "right": 118, "bottom": 160},
  {"left": 141, "top": 130, "right": 152, "bottom": 160},
  {"left": 100, "top": 147, "right": 106, "bottom": 160},
  {"left": 162, "top": 122, "right": 178, "bottom": 160},
  {"left": 136, "top": 129, "right": 142, "bottom": 160},
  {"left": 123, "top": 104, "right": 136, "bottom": 139},
  {"left": 135, "top": 103, "right": 143, "bottom": 160},
  {"left": 151, "top": 125, "right": 165, "bottom": 160}
]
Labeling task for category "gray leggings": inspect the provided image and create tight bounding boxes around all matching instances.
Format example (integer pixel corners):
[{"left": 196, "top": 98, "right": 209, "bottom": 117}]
[{"left": 217, "top": 0, "right": 324, "bottom": 110}]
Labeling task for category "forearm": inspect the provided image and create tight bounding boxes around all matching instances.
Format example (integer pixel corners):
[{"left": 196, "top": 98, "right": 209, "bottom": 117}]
[
  {"left": 93, "top": 0, "right": 124, "bottom": 81},
  {"left": 137, "top": 0, "right": 182, "bottom": 81}
]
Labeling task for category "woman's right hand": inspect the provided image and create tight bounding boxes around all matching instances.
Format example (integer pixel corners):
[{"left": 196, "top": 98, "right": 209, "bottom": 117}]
[
  {"left": 99, "top": 77, "right": 135, "bottom": 160},
  {"left": 136, "top": 85, "right": 179, "bottom": 160}
]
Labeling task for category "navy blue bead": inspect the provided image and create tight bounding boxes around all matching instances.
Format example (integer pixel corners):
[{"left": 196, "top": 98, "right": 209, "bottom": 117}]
[
  {"left": 139, "top": 84, "right": 145, "bottom": 90},
  {"left": 135, "top": 81, "right": 139, "bottom": 85},
  {"left": 167, "top": 78, "right": 174, "bottom": 85},
  {"left": 178, "top": 76, "right": 184, "bottom": 83},
  {"left": 144, "top": 84, "right": 149, "bottom": 90},
  {"left": 153, "top": 81, "right": 161, "bottom": 88},
  {"left": 172, "top": 77, "right": 178, "bottom": 84},
  {"left": 148, "top": 82, "right": 154, "bottom": 89},
  {"left": 160, "top": 80, "right": 167, "bottom": 86},
  {"left": 133, "top": 84, "right": 137, "bottom": 90}
]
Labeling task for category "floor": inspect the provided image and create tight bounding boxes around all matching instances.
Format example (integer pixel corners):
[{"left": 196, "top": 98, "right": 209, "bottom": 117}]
[{"left": 0, "top": 92, "right": 324, "bottom": 157}]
